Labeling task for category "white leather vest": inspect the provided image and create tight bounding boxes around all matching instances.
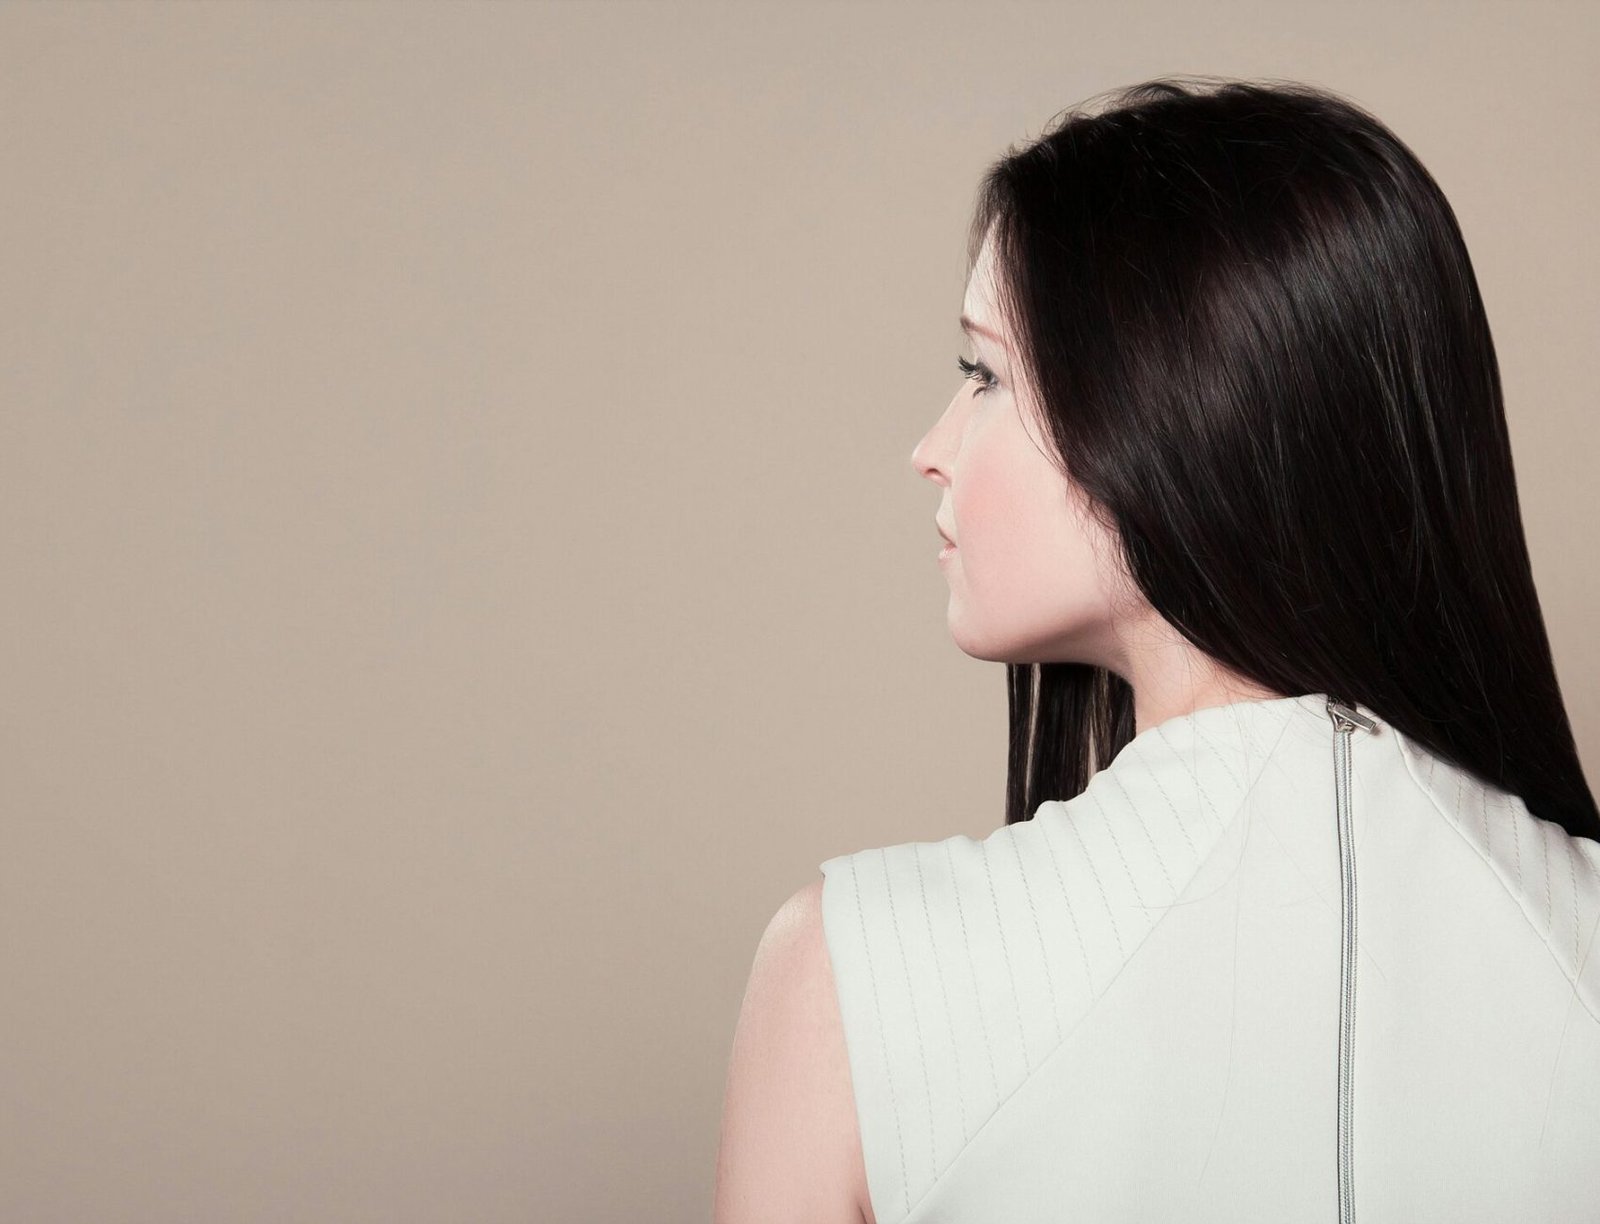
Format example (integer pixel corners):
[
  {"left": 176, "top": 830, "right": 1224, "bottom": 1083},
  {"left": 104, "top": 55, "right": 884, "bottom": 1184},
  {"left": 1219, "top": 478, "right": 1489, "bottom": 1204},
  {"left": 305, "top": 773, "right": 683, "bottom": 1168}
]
[{"left": 819, "top": 691, "right": 1600, "bottom": 1223}]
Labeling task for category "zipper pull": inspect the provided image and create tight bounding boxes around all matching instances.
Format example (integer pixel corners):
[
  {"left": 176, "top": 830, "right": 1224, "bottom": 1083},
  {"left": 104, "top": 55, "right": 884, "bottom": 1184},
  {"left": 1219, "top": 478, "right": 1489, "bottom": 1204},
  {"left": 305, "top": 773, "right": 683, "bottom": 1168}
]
[{"left": 1326, "top": 697, "right": 1378, "bottom": 735}]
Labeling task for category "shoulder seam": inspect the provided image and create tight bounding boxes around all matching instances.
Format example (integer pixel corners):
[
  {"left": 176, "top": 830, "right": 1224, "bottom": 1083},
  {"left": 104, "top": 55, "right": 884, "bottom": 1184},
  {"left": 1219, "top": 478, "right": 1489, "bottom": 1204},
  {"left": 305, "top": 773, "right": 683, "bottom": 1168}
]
[{"left": 1393, "top": 730, "right": 1600, "bottom": 1029}]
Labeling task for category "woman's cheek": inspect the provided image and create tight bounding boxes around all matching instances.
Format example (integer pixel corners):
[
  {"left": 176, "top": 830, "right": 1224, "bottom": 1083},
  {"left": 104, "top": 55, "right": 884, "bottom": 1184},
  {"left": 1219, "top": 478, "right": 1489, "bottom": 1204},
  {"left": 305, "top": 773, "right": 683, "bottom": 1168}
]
[{"left": 951, "top": 432, "right": 1037, "bottom": 591}]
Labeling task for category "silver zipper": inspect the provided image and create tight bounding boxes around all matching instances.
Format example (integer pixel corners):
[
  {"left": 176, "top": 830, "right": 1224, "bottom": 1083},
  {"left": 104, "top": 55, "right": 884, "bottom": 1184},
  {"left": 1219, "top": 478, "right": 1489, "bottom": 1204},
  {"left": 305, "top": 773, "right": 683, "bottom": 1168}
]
[{"left": 1325, "top": 697, "right": 1378, "bottom": 1224}]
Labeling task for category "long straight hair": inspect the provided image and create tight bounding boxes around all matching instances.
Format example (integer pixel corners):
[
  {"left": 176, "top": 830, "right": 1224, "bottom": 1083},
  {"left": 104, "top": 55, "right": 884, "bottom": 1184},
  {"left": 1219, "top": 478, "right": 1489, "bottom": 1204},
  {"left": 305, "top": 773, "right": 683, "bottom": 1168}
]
[{"left": 971, "top": 76, "right": 1598, "bottom": 843}]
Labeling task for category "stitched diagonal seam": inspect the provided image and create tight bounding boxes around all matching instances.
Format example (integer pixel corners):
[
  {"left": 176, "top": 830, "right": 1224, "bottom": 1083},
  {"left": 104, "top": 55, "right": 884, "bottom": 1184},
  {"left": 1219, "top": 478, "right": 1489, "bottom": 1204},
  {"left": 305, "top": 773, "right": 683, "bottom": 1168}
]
[{"left": 895, "top": 709, "right": 1295, "bottom": 1224}]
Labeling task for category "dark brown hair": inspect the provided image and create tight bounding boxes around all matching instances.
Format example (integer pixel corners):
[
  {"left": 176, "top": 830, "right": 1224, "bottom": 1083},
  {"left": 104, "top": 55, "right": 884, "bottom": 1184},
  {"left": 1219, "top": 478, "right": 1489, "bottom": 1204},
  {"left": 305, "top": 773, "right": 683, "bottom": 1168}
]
[{"left": 970, "top": 75, "right": 1597, "bottom": 842}]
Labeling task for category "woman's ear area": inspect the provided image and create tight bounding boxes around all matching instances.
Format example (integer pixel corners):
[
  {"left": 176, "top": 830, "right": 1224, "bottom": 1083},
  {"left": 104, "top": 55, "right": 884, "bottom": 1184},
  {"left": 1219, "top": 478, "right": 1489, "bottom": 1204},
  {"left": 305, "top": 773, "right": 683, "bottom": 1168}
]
[{"left": 713, "top": 876, "right": 873, "bottom": 1224}]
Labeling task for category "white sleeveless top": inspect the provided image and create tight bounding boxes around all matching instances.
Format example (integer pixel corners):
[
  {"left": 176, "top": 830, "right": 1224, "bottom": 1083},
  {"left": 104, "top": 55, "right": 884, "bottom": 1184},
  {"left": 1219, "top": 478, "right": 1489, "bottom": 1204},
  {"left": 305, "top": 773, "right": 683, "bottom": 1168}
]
[{"left": 818, "top": 691, "right": 1600, "bottom": 1223}]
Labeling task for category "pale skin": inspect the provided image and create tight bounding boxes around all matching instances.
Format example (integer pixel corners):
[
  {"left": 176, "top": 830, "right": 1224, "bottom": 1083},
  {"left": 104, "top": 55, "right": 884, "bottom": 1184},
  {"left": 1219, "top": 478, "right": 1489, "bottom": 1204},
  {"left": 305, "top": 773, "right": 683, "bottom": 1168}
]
[{"left": 711, "top": 226, "right": 1280, "bottom": 1223}]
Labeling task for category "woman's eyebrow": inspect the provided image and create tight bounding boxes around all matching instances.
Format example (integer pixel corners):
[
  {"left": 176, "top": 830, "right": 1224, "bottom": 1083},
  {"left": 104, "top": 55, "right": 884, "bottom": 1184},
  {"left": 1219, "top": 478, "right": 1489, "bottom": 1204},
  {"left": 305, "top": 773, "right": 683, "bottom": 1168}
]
[{"left": 960, "top": 314, "right": 1008, "bottom": 347}]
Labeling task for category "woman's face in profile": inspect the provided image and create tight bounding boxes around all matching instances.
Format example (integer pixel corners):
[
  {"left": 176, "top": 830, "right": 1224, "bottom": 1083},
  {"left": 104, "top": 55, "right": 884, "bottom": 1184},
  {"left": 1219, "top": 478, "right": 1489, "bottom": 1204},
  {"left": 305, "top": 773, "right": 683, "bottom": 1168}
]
[{"left": 911, "top": 230, "right": 1130, "bottom": 665}]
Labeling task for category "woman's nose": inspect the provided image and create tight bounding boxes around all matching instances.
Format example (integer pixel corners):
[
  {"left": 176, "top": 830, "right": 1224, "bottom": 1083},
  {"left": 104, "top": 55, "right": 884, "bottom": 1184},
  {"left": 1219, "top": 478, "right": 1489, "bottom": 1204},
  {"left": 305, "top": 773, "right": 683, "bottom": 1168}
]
[
  {"left": 911, "top": 411, "right": 957, "bottom": 486},
  {"left": 910, "top": 431, "right": 941, "bottom": 484}
]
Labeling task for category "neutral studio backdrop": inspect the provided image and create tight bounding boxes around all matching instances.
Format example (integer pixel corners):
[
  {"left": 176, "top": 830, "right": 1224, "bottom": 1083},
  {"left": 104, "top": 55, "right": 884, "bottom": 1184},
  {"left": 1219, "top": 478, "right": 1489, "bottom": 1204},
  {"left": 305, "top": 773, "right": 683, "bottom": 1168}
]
[{"left": 3, "top": 2, "right": 1597, "bottom": 1221}]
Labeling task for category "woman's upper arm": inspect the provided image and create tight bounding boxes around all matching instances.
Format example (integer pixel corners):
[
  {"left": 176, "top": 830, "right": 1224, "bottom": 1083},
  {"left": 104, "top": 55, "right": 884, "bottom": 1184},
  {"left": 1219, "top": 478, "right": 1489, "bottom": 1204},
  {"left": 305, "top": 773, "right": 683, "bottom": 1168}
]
[{"left": 713, "top": 876, "right": 872, "bottom": 1224}]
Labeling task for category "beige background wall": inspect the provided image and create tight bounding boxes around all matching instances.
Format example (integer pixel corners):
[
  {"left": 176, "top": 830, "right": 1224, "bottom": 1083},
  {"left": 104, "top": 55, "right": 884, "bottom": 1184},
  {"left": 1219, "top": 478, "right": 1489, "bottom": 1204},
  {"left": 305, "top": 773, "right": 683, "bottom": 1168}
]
[{"left": 3, "top": 2, "right": 1596, "bottom": 1220}]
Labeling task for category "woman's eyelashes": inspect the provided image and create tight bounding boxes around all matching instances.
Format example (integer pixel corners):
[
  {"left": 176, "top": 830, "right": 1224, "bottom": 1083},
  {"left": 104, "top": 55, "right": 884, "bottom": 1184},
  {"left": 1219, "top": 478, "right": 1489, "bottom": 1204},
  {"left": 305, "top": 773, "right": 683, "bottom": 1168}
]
[{"left": 956, "top": 354, "right": 998, "bottom": 396}]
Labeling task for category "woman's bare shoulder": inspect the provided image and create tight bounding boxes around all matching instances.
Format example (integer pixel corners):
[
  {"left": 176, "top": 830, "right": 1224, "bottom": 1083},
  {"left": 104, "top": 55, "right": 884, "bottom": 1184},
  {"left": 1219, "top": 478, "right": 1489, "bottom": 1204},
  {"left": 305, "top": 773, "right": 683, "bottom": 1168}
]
[{"left": 713, "top": 877, "right": 872, "bottom": 1224}]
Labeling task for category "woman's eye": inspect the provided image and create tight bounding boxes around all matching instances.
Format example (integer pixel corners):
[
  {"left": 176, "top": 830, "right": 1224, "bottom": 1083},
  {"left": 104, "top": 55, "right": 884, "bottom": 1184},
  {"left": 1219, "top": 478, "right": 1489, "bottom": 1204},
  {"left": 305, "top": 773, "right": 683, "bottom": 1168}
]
[{"left": 956, "top": 355, "right": 998, "bottom": 396}]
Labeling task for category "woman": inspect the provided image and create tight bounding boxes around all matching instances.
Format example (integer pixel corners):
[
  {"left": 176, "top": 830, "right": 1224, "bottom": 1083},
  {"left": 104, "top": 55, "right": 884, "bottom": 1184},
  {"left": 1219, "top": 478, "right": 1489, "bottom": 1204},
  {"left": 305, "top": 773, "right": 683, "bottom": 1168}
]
[{"left": 714, "top": 76, "right": 1600, "bottom": 1223}]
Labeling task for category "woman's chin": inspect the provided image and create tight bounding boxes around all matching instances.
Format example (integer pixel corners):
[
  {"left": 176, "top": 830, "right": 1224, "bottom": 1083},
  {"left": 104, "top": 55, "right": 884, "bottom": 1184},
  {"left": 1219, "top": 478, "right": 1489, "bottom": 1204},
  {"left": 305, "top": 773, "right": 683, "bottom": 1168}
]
[{"left": 946, "top": 613, "right": 1012, "bottom": 663}]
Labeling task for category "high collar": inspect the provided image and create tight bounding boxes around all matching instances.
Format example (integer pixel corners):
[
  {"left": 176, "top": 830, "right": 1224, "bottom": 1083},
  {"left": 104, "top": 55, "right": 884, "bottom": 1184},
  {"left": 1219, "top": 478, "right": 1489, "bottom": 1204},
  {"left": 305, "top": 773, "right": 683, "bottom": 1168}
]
[{"left": 1034, "top": 690, "right": 1385, "bottom": 830}]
